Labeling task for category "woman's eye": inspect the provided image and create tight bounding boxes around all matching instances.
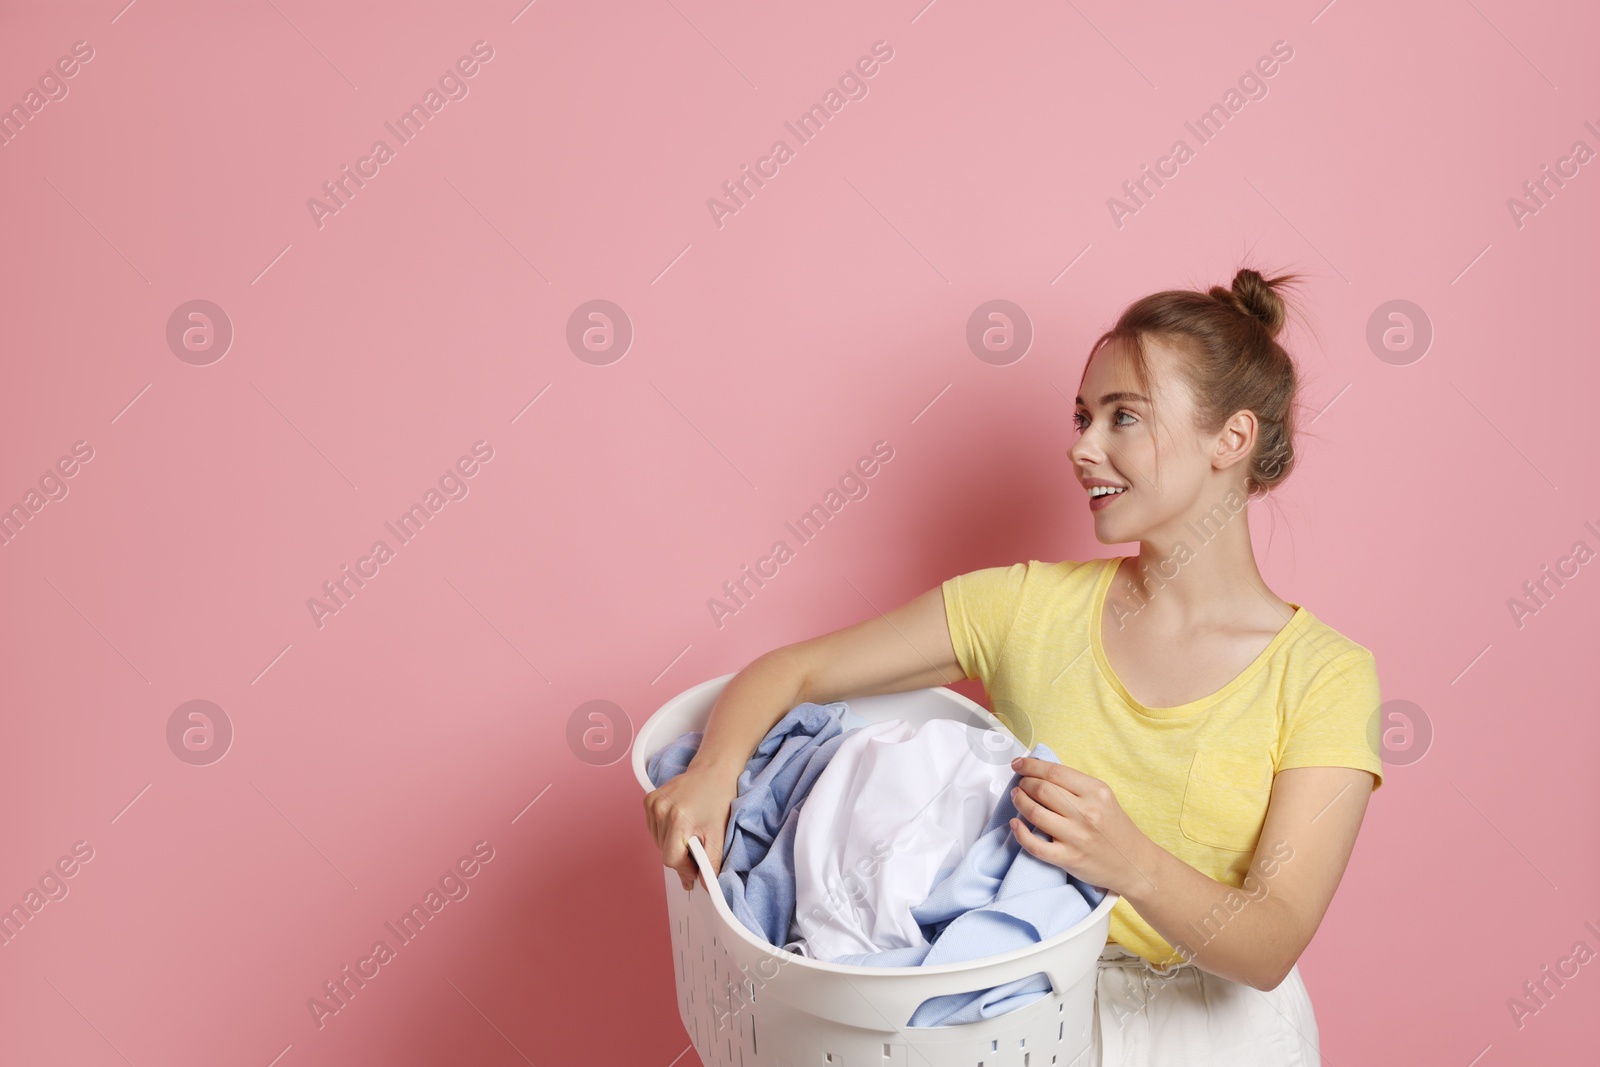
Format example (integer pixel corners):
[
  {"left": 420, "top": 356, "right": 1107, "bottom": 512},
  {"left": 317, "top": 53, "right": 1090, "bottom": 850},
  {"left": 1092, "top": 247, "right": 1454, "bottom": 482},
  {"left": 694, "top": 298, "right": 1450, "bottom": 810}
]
[{"left": 1075, "top": 409, "right": 1136, "bottom": 433}]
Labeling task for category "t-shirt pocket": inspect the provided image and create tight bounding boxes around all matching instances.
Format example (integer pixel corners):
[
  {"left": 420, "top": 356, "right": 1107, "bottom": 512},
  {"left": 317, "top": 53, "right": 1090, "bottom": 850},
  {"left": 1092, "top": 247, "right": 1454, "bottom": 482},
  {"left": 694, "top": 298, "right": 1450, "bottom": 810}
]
[{"left": 1179, "top": 748, "right": 1274, "bottom": 853}]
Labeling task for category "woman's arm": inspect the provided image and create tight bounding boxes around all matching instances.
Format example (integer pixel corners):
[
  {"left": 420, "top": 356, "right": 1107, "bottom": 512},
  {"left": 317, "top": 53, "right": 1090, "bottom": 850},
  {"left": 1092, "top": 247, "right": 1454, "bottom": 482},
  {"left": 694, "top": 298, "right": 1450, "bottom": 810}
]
[
  {"left": 682, "top": 585, "right": 967, "bottom": 778},
  {"left": 1117, "top": 765, "right": 1376, "bottom": 990},
  {"left": 645, "top": 584, "right": 965, "bottom": 889}
]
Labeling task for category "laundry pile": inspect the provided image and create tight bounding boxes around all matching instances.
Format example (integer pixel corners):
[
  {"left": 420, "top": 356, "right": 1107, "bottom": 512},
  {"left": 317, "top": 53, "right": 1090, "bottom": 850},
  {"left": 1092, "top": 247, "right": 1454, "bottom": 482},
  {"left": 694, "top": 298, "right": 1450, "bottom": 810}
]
[{"left": 646, "top": 702, "right": 1106, "bottom": 1027}]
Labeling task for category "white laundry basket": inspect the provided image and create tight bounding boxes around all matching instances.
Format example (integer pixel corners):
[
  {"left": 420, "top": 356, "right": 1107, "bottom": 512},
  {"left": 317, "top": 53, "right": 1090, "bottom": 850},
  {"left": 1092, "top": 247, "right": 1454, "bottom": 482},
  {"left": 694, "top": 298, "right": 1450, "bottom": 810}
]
[{"left": 634, "top": 672, "right": 1119, "bottom": 1067}]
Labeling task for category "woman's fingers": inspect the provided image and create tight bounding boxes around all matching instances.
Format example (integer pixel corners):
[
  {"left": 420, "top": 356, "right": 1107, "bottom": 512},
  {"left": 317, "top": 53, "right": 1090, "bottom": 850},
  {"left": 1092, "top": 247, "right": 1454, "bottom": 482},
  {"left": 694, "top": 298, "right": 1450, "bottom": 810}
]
[
  {"left": 1011, "top": 814, "right": 1048, "bottom": 858},
  {"left": 673, "top": 854, "right": 696, "bottom": 891},
  {"left": 645, "top": 768, "right": 738, "bottom": 891},
  {"left": 705, "top": 832, "right": 724, "bottom": 878},
  {"left": 1012, "top": 781, "right": 1072, "bottom": 840},
  {"left": 660, "top": 816, "right": 688, "bottom": 871},
  {"left": 643, "top": 792, "right": 661, "bottom": 848},
  {"left": 1012, "top": 758, "right": 1102, "bottom": 803}
]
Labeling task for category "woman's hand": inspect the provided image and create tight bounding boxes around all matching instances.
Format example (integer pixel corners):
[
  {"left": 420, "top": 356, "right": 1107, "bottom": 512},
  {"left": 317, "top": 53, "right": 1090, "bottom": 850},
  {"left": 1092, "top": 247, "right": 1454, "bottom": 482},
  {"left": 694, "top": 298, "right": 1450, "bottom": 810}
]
[
  {"left": 1007, "top": 755, "right": 1157, "bottom": 897},
  {"left": 644, "top": 765, "right": 739, "bottom": 891}
]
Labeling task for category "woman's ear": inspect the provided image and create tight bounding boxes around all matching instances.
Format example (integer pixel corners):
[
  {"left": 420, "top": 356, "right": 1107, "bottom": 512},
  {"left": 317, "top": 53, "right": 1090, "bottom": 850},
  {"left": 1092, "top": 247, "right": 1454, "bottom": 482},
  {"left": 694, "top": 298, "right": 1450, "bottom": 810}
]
[{"left": 1212, "top": 409, "right": 1257, "bottom": 473}]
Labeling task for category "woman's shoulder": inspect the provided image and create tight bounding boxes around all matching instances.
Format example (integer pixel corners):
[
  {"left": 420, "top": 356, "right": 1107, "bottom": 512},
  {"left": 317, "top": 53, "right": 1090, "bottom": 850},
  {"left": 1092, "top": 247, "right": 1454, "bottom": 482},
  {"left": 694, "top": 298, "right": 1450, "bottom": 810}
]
[
  {"left": 1281, "top": 605, "right": 1379, "bottom": 687},
  {"left": 947, "top": 556, "right": 1115, "bottom": 591},
  {"left": 1020, "top": 555, "right": 1119, "bottom": 577},
  {"left": 1027, "top": 556, "right": 1119, "bottom": 586}
]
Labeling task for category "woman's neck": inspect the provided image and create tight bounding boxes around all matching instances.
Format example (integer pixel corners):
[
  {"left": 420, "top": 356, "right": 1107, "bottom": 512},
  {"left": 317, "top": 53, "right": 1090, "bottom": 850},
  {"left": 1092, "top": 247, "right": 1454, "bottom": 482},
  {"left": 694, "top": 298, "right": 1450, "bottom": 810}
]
[{"left": 1116, "top": 511, "right": 1290, "bottom": 628}]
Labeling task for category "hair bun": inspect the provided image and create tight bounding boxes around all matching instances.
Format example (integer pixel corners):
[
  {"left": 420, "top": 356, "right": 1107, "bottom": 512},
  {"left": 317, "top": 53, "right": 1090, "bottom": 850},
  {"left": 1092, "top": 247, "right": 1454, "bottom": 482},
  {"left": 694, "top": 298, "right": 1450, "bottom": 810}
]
[{"left": 1210, "top": 268, "right": 1289, "bottom": 338}]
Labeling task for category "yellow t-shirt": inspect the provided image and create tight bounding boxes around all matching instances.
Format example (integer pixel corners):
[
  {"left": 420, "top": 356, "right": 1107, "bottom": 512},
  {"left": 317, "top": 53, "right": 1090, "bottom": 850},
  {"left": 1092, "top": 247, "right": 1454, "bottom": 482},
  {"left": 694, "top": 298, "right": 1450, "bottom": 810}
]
[{"left": 941, "top": 556, "right": 1384, "bottom": 969}]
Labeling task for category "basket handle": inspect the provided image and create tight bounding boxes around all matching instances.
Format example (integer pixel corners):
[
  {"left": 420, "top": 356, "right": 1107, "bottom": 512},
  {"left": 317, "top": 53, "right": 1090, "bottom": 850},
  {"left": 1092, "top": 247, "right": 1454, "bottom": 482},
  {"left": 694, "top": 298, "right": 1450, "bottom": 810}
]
[{"left": 685, "top": 834, "right": 718, "bottom": 890}]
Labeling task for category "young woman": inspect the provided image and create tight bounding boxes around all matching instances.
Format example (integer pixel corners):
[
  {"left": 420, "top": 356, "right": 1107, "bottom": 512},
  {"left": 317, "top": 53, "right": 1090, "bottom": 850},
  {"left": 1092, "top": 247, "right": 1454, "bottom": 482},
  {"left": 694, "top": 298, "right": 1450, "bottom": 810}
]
[{"left": 643, "top": 267, "right": 1383, "bottom": 1066}]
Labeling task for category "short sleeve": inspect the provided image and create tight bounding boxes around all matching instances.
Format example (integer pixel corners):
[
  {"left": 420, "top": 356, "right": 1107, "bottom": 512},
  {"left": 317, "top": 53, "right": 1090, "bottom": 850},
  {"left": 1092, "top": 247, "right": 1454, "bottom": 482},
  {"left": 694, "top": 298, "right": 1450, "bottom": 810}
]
[
  {"left": 1277, "top": 649, "right": 1385, "bottom": 792},
  {"left": 941, "top": 562, "right": 1030, "bottom": 687}
]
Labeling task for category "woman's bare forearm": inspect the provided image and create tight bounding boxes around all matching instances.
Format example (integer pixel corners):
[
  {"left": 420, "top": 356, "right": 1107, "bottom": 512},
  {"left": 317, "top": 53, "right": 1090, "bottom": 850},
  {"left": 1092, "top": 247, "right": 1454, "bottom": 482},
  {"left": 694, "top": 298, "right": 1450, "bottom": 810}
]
[
  {"left": 685, "top": 649, "right": 809, "bottom": 780},
  {"left": 1118, "top": 835, "right": 1301, "bottom": 991}
]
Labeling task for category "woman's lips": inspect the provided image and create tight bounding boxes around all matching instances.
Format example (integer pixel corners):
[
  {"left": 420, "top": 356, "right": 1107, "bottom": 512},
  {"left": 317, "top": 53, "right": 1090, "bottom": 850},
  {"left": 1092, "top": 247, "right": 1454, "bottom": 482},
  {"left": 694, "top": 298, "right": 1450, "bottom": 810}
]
[{"left": 1089, "top": 487, "right": 1127, "bottom": 512}]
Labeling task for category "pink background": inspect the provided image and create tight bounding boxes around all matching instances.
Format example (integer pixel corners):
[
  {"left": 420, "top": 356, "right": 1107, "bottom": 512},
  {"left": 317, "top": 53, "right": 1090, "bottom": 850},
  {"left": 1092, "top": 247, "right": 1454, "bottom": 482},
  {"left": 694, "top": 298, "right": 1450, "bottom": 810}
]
[{"left": 3, "top": 0, "right": 1597, "bottom": 1064}]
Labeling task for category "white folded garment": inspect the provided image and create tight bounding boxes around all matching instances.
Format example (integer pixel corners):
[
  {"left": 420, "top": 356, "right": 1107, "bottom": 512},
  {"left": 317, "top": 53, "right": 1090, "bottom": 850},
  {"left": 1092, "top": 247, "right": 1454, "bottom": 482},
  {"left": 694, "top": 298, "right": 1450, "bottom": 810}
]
[{"left": 785, "top": 717, "right": 1026, "bottom": 960}]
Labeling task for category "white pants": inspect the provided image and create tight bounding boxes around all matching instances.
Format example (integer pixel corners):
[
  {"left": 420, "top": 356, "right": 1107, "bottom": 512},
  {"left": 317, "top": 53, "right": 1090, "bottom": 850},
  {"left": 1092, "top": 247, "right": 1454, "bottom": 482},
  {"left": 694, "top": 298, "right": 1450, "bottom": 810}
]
[{"left": 1088, "top": 942, "right": 1320, "bottom": 1066}]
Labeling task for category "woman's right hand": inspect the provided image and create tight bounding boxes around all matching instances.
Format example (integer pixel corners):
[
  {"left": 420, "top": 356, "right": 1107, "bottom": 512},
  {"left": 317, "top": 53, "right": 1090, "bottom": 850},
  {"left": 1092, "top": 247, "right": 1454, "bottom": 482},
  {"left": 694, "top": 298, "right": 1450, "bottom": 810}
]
[{"left": 644, "top": 765, "right": 739, "bottom": 891}]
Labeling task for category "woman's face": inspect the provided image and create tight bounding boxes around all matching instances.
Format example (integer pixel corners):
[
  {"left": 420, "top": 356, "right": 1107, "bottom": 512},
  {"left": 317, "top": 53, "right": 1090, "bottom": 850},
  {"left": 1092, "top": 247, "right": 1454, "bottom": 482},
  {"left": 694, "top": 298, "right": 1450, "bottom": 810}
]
[{"left": 1069, "top": 335, "right": 1222, "bottom": 546}]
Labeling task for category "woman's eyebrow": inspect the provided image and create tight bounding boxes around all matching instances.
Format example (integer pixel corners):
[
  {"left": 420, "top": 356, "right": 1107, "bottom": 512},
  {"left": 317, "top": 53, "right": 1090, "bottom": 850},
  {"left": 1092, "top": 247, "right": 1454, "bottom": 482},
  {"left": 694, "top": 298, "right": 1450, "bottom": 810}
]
[{"left": 1075, "top": 391, "right": 1151, "bottom": 406}]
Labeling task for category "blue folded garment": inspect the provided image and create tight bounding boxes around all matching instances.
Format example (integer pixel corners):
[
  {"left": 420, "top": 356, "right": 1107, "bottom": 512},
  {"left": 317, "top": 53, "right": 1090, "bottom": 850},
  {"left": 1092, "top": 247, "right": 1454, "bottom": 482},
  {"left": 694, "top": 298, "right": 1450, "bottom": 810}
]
[
  {"left": 830, "top": 743, "right": 1107, "bottom": 1027},
  {"left": 646, "top": 701, "right": 868, "bottom": 946}
]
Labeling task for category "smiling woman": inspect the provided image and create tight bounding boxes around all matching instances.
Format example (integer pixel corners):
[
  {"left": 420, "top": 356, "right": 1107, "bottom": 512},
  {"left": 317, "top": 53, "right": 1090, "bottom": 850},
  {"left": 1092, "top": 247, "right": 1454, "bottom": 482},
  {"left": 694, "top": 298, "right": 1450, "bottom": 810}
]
[
  {"left": 646, "top": 266, "right": 1381, "bottom": 1067},
  {"left": 966, "top": 266, "right": 1382, "bottom": 1064}
]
